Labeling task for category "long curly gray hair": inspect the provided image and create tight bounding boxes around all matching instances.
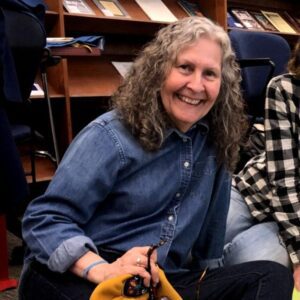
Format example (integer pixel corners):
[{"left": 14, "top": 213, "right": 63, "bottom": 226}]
[{"left": 111, "top": 17, "right": 248, "bottom": 172}]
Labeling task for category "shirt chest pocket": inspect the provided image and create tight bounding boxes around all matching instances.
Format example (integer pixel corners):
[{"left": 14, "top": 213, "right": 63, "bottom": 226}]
[{"left": 192, "top": 156, "right": 217, "bottom": 179}]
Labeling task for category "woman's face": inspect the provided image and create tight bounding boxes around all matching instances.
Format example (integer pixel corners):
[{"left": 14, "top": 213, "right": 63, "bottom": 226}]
[{"left": 160, "top": 37, "right": 222, "bottom": 132}]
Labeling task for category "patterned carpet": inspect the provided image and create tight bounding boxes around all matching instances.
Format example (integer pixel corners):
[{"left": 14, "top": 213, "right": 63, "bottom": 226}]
[{"left": 0, "top": 232, "right": 23, "bottom": 300}]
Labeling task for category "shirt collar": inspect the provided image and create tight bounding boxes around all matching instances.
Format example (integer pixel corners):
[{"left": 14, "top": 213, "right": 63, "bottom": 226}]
[{"left": 165, "top": 117, "right": 210, "bottom": 139}]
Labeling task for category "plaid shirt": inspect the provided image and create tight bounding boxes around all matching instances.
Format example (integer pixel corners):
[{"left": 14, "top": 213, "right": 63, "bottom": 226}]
[{"left": 233, "top": 73, "right": 300, "bottom": 265}]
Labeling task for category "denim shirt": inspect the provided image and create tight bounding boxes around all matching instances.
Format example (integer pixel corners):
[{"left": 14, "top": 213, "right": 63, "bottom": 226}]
[{"left": 22, "top": 110, "right": 231, "bottom": 275}]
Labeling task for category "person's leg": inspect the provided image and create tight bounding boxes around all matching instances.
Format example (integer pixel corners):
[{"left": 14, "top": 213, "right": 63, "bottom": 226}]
[
  {"left": 198, "top": 261, "right": 293, "bottom": 300},
  {"left": 169, "top": 261, "right": 293, "bottom": 300},
  {"left": 225, "top": 186, "right": 257, "bottom": 243},
  {"left": 224, "top": 221, "right": 290, "bottom": 267},
  {"left": 224, "top": 187, "right": 290, "bottom": 267},
  {"left": 18, "top": 261, "right": 96, "bottom": 300}
]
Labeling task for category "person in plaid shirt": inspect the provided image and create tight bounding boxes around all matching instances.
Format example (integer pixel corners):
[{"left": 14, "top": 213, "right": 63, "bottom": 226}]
[{"left": 224, "top": 39, "right": 300, "bottom": 289}]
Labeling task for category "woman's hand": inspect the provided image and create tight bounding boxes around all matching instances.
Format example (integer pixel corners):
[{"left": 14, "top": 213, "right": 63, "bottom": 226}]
[
  {"left": 73, "top": 247, "right": 159, "bottom": 287},
  {"left": 100, "top": 246, "right": 159, "bottom": 287}
]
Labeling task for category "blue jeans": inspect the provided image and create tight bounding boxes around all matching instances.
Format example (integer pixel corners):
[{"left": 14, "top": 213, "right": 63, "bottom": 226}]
[
  {"left": 19, "top": 259, "right": 293, "bottom": 300},
  {"left": 223, "top": 187, "right": 291, "bottom": 267}
]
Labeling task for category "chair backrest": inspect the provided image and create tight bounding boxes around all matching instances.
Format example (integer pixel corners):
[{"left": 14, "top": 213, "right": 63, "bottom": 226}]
[
  {"left": 2, "top": 5, "right": 46, "bottom": 103},
  {"left": 229, "top": 29, "right": 291, "bottom": 121}
]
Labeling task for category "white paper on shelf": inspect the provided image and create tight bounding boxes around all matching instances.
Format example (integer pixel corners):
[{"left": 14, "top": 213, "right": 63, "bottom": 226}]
[
  {"left": 112, "top": 61, "right": 133, "bottom": 78},
  {"left": 135, "top": 0, "right": 177, "bottom": 23}
]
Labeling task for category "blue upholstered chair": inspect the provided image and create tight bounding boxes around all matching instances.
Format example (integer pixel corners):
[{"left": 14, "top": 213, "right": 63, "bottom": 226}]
[
  {"left": 229, "top": 30, "right": 292, "bottom": 173},
  {"left": 229, "top": 29, "right": 291, "bottom": 123}
]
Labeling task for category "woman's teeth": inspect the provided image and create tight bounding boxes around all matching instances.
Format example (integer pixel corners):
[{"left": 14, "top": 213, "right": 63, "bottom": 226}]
[{"left": 178, "top": 94, "right": 202, "bottom": 105}]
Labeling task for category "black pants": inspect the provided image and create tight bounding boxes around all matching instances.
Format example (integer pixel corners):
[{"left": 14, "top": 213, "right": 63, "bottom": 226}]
[{"left": 19, "top": 259, "right": 293, "bottom": 300}]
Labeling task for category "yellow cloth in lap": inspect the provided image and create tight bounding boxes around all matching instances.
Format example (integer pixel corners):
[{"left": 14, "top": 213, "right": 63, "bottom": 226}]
[
  {"left": 90, "top": 267, "right": 182, "bottom": 300},
  {"left": 293, "top": 288, "right": 300, "bottom": 300}
]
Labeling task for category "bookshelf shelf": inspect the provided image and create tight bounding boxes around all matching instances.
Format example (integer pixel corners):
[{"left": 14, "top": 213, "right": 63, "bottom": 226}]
[{"left": 64, "top": 14, "right": 165, "bottom": 36}]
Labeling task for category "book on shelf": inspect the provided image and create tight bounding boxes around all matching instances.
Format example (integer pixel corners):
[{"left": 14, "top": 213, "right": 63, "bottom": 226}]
[
  {"left": 135, "top": 0, "right": 178, "bottom": 23},
  {"left": 112, "top": 61, "right": 133, "bottom": 78},
  {"left": 261, "top": 10, "right": 297, "bottom": 34},
  {"left": 230, "top": 9, "right": 263, "bottom": 31},
  {"left": 177, "top": 0, "right": 203, "bottom": 17},
  {"left": 227, "top": 12, "right": 244, "bottom": 29},
  {"left": 92, "top": 0, "right": 129, "bottom": 17},
  {"left": 249, "top": 11, "right": 278, "bottom": 31},
  {"left": 282, "top": 11, "right": 300, "bottom": 32},
  {"left": 63, "top": 0, "right": 95, "bottom": 15}
]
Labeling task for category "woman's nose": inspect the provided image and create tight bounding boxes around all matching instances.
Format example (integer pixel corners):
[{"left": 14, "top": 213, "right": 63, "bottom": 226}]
[{"left": 186, "top": 73, "right": 204, "bottom": 92}]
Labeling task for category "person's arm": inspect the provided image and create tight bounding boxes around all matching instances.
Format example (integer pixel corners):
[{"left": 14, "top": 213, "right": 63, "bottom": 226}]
[
  {"left": 22, "top": 121, "right": 121, "bottom": 272},
  {"left": 22, "top": 119, "right": 160, "bottom": 285},
  {"left": 264, "top": 76, "right": 300, "bottom": 283}
]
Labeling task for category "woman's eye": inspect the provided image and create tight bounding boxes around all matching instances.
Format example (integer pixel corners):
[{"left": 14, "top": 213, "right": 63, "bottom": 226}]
[
  {"left": 205, "top": 70, "right": 218, "bottom": 79},
  {"left": 179, "top": 64, "right": 192, "bottom": 73}
]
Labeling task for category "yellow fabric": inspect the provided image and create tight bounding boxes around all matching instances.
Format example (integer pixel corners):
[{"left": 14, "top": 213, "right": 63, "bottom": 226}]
[
  {"left": 293, "top": 288, "right": 300, "bottom": 300},
  {"left": 90, "top": 267, "right": 182, "bottom": 300}
]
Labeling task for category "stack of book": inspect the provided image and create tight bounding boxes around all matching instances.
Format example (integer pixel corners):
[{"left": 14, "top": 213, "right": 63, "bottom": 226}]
[
  {"left": 228, "top": 8, "right": 300, "bottom": 34},
  {"left": 63, "top": 0, "right": 206, "bottom": 21}
]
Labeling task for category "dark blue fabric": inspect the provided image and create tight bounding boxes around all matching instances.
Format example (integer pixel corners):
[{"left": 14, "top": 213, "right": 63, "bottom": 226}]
[
  {"left": 0, "top": 0, "right": 46, "bottom": 22},
  {"left": 0, "top": 106, "right": 29, "bottom": 213},
  {"left": 0, "top": 8, "right": 28, "bottom": 213},
  {"left": 0, "top": 0, "right": 46, "bottom": 103},
  {"left": 0, "top": 8, "right": 22, "bottom": 103}
]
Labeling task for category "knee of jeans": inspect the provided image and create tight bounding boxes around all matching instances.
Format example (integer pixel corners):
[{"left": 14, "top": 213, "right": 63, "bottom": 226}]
[{"left": 223, "top": 227, "right": 291, "bottom": 269}]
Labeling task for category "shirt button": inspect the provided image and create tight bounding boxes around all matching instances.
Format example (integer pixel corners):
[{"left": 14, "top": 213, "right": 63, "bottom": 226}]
[
  {"left": 168, "top": 215, "right": 174, "bottom": 222},
  {"left": 184, "top": 161, "right": 190, "bottom": 168},
  {"left": 175, "top": 192, "right": 181, "bottom": 198},
  {"left": 182, "top": 138, "right": 188, "bottom": 143}
]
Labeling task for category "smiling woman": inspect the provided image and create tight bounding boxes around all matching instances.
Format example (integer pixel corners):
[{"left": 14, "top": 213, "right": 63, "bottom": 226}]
[{"left": 19, "top": 17, "right": 293, "bottom": 300}]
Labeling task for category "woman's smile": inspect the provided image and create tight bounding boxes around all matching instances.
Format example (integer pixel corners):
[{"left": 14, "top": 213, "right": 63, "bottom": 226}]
[{"left": 176, "top": 93, "right": 204, "bottom": 105}]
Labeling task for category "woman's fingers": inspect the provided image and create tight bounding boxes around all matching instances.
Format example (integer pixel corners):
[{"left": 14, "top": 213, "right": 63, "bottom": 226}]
[
  {"left": 104, "top": 246, "right": 160, "bottom": 287},
  {"left": 150, "top": 259, "right": 160, "bottom": 286}
]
